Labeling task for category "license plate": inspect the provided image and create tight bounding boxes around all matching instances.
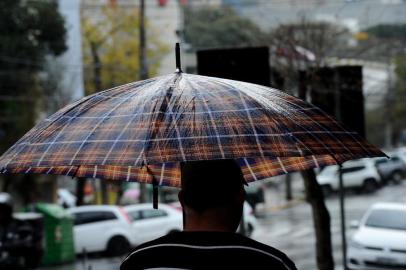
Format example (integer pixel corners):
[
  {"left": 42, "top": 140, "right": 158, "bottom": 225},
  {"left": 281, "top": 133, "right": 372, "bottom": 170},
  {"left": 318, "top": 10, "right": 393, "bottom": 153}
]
[{"left": 376, "top": 257, "right": 397, "bottom": 265}]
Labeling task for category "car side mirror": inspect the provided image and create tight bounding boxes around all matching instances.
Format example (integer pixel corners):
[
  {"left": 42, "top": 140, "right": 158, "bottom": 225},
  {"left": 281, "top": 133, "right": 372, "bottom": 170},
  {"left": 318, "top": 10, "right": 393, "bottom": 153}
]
[{"left": 350, "top": 220, "right": 360, "bottom": 229}]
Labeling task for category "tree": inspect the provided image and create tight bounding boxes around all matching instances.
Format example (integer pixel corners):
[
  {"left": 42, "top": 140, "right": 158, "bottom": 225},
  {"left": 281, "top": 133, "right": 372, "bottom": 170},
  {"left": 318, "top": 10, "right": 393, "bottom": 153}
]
[
  {"left": 393, "top": 55, "right": 406, "bottom": 142},
  {"left": 269, "top": 20, "right": 350, "bottom": 270},
  {"left": 0, "top": 0, "right": 67, "bottom": 204},
  {"left": 183, "top": 6, "right": 268, "bottom": 51},
  {"left": 81, "top": 5, "right": 168, "bottom": 203},
  {"left": 362, "top": 24, "right": 406, "bottom": 146},
  {"left": 82, "top": 5, "right": 168, "bottom": 94},
  {"left": 268, "top": 20, "right": 349, "bottom": 90}
]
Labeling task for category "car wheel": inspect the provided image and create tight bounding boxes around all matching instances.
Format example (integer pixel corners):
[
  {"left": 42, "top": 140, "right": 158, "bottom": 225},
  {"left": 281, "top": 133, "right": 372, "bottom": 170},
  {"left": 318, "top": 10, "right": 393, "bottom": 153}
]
[
  {"left": 167, "top": 229, "right": 180, "bottom": 235},
  {"left": 106, "top": 236, "right": 130, "bottom": 257},
  {"left": 321, "top": 185, "right": 333, "bottom": 197},
  {"left": 391, "top": 171, "right": 403, "bottom": 184},
  {"left": 362, "top": 179, "right": 378, "bottom": 193}
]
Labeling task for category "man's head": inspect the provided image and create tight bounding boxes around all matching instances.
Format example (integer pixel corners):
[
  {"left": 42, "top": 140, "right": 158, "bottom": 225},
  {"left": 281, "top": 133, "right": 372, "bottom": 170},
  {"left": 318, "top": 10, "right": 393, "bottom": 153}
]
[{"left": 179, "top": 159, "right": 246, "bottom": 232}]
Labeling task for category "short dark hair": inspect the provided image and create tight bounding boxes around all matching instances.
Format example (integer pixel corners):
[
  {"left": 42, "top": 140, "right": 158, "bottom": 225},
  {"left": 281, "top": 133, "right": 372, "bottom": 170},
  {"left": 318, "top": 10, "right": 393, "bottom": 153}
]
[{"left": 180, "top": 159, "right": 246, "bottom": 212}]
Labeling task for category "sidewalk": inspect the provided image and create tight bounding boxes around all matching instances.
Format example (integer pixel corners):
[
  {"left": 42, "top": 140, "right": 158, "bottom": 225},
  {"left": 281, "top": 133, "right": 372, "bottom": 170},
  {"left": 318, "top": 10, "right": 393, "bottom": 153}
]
[{"left": 256, "top": 173, "right": 306, "bottom": 215}]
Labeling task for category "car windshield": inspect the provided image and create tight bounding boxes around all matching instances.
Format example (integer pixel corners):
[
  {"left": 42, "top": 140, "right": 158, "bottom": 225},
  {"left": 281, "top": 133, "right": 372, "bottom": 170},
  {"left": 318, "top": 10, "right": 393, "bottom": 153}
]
[
  {"left": 319, "top": 166, "right": 337, "bottom": 176},
  {"left": 365, "top": 209, "right": 406, "bottom": 230}
]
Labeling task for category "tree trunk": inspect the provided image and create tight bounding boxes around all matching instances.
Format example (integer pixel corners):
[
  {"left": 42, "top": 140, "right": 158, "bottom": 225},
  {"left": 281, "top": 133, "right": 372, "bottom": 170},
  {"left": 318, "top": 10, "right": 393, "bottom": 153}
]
[
  {"left": 302, "top": 169, "right": 334, "bottom": 270},
  {"left": 100, "top": 180, "right": 109, "bottom": 204},
  {"left": 76, "top": 177, "right": 86, "bottom": 206},
  {"left": 285, "top": 173, "right": 293, "bottom": 201},
  {"left": 299, "top": 71, "right": 334, "bottom": 270},
  {"left": 139, "top": 184, "right": 147, "bottom": 203}
]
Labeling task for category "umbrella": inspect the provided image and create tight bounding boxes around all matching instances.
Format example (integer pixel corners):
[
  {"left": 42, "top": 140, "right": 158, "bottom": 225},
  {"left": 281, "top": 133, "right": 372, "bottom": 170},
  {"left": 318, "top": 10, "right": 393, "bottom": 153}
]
[{"left": 0, "top": 44, "right": 385, "bottom": 205}]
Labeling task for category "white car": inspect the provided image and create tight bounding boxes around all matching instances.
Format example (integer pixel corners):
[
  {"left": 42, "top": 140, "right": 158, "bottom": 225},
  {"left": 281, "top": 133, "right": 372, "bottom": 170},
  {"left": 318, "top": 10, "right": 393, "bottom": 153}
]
[
  {"left": 317, "top": 159, "right": 381, "bottom": 195},
  {"left": 396, "top": 147, "right": 406, "bottom": 164},
  {"left": 68, "top": 205, "right": 135, "bottom": 256},
  {"left": 348, "top": 203, "right": 406, "bottom": 270},
  {"left": 124, "top": 203, "right": 183, "bottom": 245},
  {"left": 240, "top": 201, "right": 259, "bottom": 237},
  {"left": 57, "top": 188, "right": 76, "bottom": 208}
]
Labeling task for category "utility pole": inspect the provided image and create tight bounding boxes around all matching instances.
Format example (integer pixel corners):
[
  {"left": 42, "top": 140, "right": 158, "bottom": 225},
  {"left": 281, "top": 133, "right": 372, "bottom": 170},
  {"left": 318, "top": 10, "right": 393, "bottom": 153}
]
[
  {"left": 139, "top": 0, "right": 148, "bottom": 203},
  {"left": 285, "top": 174, "right": 293, "bottom": 201},
  {"left": 334, "top": 68, "right": 348, "bottom": 270},
  {"left": 385, "top": 57, "right": 394, "bottom": 149},
  {"left": 139, "top": 0, "right": 148, "bottom": 80},
  {"left": 90, "top": 41, "right": 109, "bottom": 205}
]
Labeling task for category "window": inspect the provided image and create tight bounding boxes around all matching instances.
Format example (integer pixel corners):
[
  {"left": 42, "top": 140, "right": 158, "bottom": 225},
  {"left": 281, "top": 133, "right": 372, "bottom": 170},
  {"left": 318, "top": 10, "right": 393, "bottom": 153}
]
[
  {"left": 342, "top": 166, "right": 365, "bottom": 174},
  {"left": 72, "top": 211, "right": 117, "bottom": 225},
  {"left": 127, "top": 210, "right": 142, "bottom": 221},
  {"left": 141, "top": 209, "right": 168, "bottom": 220},
  {"left": 365, "top": 209, "right": 406, "bottom": 230},
  {"left": 390, "top": 156, "right": 400, "bottom": 162},
  {"left": 374, "top": 159, "right": 387, "bottom": 165}
]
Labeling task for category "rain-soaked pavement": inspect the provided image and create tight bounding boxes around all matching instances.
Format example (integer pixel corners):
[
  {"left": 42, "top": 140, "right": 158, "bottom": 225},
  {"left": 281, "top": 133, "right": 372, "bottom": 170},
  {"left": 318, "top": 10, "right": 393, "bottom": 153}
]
[{"left": 40, "top": 176, "right": 406, "bottom": 270}]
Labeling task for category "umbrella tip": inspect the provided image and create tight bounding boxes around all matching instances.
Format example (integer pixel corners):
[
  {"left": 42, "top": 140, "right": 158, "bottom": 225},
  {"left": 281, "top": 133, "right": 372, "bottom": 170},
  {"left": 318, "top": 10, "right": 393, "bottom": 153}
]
[{"left": 175, "top": 43, "right": 182, "bottom": 73}]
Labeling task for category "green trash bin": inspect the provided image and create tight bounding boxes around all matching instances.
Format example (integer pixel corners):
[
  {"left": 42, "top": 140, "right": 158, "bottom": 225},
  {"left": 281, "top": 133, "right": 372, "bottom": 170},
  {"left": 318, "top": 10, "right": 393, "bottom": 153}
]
[{"left": 35, "top": 203, "right": 75, "bottom": 265}]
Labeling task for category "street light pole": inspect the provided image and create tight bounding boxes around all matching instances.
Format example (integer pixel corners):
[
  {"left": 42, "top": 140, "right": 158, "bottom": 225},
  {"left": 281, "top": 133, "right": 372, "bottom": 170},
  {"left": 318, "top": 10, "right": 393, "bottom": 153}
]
[
  {"left": 335, "top": 68, "right": 348, "bottom": 270},
  {"left": 138, "top": 0, "right": 148, "bottom": 203},
  {"left": 139, "top": 0, "right": 148, "bottom": 80}
]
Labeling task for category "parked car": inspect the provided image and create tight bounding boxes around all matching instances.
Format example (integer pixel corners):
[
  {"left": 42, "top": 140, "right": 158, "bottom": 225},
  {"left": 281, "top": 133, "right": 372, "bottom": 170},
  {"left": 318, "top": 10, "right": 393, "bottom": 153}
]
[
  {"left": 239, "top": 201, "right": 258, "bottom": 237},
  {"left": 68, "top": 205, "right": 134, "bottom": 256},
  {"left": 317, "top": 159, "right": 381, "bottom": 195},
  {"left": 348, "top": 202, "right": 406, "bottom": 270},
  {"left": 245, "top": 183, "right": 265, "bottom": 212},
  {"left": 57, "top": 188, "right": 76, "bottom": 208},
  {"left": 396, "top": 147, "right": 406, "bottom": 163},
  {"left": 373, "top": 155, "right": 406, "bottom": 184},
  {"left": 124, "top": 203, "right": 183, "bottom": 245}
]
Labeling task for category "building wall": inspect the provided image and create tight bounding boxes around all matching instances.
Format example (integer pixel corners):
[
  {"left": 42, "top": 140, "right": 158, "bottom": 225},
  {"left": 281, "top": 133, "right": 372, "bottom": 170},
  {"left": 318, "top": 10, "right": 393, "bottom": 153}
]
[{"left": 57, "top": 0, "right": 85, "bottom": 101}]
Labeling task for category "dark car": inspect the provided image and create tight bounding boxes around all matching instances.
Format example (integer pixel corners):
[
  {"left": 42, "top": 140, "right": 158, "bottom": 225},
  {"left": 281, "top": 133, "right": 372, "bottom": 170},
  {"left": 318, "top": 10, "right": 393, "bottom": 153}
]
[
  {"left": 245, "top": 184, "right": 265, "bottom": 213},
  {"left": 374, "top": 155, "right": 406, "bottom": 185}
]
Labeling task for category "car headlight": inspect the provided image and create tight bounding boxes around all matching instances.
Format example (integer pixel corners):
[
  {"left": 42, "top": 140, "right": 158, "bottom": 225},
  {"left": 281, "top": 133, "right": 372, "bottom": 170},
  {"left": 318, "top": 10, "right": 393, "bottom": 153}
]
[{"left": 349, "top": 240, "right": 364, "bottom": 249}]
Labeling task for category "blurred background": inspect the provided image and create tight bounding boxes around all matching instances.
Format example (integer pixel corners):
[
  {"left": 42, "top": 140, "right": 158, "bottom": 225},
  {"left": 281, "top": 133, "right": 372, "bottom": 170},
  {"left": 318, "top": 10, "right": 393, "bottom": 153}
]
[{"left": 1, "top": 0, "right": 406, "bottom": 269}]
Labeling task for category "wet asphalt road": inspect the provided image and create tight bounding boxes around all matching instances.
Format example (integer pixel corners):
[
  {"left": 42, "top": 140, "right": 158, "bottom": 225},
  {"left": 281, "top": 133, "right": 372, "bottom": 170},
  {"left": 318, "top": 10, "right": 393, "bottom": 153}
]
[{"left": 40, "top": 178, "right": 406, "bottom": 270}]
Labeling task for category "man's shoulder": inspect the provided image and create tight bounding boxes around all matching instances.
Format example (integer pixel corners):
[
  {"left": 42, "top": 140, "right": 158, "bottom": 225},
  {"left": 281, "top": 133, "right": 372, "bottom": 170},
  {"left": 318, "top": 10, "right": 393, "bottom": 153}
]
[
  {"left": 235, "top": 234, "right": 287, "bottom": 256},
  {"left": 121, "top": 232, "right": 297, "bottom": 270},
  {"left": 232, "top": 234, "right": 296, "bottom": 268}
]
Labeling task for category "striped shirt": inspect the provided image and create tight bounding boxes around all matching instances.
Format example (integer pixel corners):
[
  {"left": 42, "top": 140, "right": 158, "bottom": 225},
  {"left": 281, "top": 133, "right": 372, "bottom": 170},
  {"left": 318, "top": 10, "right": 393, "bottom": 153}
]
[{"left": 121, "top": 231, "right": 297, "bottom": 270}]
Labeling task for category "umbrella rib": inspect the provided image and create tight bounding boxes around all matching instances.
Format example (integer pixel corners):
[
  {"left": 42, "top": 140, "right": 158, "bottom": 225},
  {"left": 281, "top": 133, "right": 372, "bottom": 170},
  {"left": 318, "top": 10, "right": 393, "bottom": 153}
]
[
  {"left": 185, "top": 76, "right": 226, "bottom": 159},
  {"left": 243, "top": 158, "right": 258, "bottom": 181},
  {"left": 143, "top": 73, "right": 186, "bottom": 164},
  {"left": 159, "top": 163, "right": 166, "bottom": 186}
]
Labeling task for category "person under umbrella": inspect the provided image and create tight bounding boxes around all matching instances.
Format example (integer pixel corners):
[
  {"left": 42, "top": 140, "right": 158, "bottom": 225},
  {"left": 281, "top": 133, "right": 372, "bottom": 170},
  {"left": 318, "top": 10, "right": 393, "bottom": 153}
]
[
  {"left": 0, "top": 44, "right": 386, "bottom": 269},
  {"left": 121, "top": 159, "right": 296, "bottom": 270}
]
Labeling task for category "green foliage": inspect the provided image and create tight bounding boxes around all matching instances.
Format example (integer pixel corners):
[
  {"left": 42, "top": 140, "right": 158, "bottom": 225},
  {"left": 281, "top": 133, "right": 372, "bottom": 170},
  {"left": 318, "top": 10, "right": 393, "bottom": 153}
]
[
  {"left": 183, "top": 6, "right": 268, "bottom": 50},
  {"left": 0, "top": 0, "right": 66, "bottom": 72},
  {"left": 81, "top": 6, "right": 169, "bottom": 94},
  {"left": 366, "top": 24, "right": 406, "bottom": 41},
  {"left": 394, "top": 55, "right": 406, "bottom": 135},
  {"left": 0, "top": 0, "right": 67, "bottom": 151}
]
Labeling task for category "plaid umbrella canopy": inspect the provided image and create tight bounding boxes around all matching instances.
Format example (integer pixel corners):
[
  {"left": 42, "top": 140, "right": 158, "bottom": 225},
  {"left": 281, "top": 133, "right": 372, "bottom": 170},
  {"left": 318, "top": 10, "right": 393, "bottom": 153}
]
[{"left": 0, "top": 71, "right": 385, "bottom": 188}]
